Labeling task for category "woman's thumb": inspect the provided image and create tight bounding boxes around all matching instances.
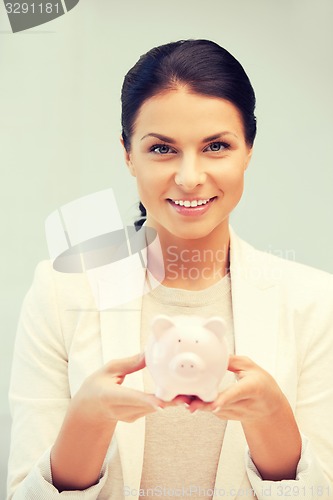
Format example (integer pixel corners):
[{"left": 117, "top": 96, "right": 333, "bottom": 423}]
[{"left": 105, "top": 352, "right": 146, "bottom": 376}]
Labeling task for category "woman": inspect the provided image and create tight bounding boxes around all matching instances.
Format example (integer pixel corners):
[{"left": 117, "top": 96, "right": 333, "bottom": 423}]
[{"left": 7, "top": 39, "right": 333, "bottom": 499}]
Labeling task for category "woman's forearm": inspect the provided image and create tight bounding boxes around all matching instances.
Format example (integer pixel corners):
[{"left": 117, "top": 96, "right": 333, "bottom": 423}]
[
  {"left": 242, "top": 395, "right": 302, "bottom": 481},
  {"left": 50, "top": 353, "right": 161, "bottom": 492},
  {"left": 50, "top": 401, "right": 117, "bottom": 492}
]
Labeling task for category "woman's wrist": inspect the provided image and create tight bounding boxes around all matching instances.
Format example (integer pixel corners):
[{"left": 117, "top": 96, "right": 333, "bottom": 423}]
[
  {"left": 51, "top": 398, "right": 117, "bottom": 492},
  {"left": 242, "top": 395, "right": 301, "bottom": 481}
]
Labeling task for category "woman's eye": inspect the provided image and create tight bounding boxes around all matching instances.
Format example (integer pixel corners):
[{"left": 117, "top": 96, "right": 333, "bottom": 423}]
[
  {"left": 150, "top": 144, "right": 175, "bottom": 154},
  {"left": 205, "top": 141, "right": 229, "bottom": 152}
]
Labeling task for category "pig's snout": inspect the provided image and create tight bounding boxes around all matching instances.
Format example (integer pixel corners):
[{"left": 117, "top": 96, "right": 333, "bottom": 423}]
[{"left": 169, "top": 353, "right": 204, "bottom": 378}]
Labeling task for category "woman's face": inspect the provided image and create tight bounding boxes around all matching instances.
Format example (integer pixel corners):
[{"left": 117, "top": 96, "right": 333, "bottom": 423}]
[{"left": 123, "top": 88, "right": 253, "bottom": 241}]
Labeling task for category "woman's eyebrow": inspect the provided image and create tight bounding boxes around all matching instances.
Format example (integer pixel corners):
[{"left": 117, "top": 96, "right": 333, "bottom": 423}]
[
  {"left": 203, "top": 131, "right": 238, "bottom": 142},
  {"left": 141, "top": 131, "right": 238, "bottom": 143},
  {"left": 141, "top": 133, "right": 176, "bottom": 143}
]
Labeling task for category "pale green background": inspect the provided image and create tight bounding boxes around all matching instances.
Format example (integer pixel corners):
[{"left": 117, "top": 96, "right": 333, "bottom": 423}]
[{"left": 0, "top": 0, "right": 332, "bottom": 495}]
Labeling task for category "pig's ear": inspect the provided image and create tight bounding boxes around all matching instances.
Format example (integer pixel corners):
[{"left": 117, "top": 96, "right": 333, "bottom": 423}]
[
  {"left": 151, "top": 315, "right": 174, "bottom": 339},
  {"left": 203, "top": 316, "right": 227, "bottom": 342}
]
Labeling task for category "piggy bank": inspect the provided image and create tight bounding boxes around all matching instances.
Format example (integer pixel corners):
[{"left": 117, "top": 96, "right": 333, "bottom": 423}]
[{"left": 145, "top": 314, "right": 229, "bottom": 402}]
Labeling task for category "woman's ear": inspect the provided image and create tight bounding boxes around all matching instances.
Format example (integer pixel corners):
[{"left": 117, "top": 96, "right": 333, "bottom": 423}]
[
  {"left": 120, "top": 136, "right": 136, "bottom": 177},
  {"left": 244, "top": 146, "right": 253, "bottom": 171}
]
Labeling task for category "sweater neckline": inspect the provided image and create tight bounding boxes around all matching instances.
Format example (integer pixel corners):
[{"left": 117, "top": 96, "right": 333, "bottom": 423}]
[{"left": 147, "top": 273, "right": 231, "bottom": 307}]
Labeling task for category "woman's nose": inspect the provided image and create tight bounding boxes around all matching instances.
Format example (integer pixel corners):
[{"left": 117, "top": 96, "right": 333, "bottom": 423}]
[{"left": 174, "top": 157, "right": 206, "bottom": 190}]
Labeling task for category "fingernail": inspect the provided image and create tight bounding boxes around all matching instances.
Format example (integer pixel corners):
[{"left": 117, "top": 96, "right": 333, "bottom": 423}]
[{"left": 212, "top": 406, "right": 221, "bottom": 414}]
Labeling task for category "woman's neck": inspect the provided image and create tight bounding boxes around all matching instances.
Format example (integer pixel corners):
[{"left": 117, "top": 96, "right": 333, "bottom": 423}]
[{"left": 146, "top": 223, "right": 230, "bottom": 291}]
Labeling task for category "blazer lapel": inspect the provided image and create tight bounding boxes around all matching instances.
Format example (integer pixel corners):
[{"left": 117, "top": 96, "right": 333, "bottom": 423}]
[
  {"left": 98, "top": 225, "right": 156, "bottom": 498},
  {"left": 99, "top": 295, "right": 145, "bottom": 497},
  {"left": 98, "top": 223, "right": 165, "bottom": 497},
  {"left": 213, "top": 229, "right": 279, "bottom": 498},
  {"left": 230, "top": 227, "right": 279, "bottom": 374}
]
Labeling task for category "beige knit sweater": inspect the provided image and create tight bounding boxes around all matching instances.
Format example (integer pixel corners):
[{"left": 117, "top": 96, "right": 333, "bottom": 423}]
[{"left": 140, "top": 275, "right": 235, "bottom": 499}]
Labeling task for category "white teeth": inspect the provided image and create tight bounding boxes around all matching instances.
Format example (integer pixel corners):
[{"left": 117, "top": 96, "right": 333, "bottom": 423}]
[{"left": 172, "top": 198, "right": 210, "bottom": 207}]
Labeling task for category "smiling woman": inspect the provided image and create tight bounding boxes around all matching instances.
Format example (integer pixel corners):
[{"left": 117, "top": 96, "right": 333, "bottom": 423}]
[
  {"left": 123, "top": 90, "right": 252, "bottom": 255},
  {"left": 7, "top": 39, "right": 333, "bottom": 500},
  {"left": 121, "top": 40, "right": 256, "bottom": 240}
]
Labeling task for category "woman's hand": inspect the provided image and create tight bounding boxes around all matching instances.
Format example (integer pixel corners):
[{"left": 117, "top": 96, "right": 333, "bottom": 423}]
[
  {"left": 51, "top": 352, "right": 187, "bottom": 492},
  {"left": 186, "top": 355, "right": 285, "bottom": 421},
  {"left": 72, "top": 352, "right": 187, "bottom": 424},
  {"left": 186, "top": 355, "right": 302, "bottom": 481}
]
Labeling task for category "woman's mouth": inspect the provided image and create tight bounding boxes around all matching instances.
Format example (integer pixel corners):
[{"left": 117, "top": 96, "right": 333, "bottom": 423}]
[{"left": 167, "top": 196, "right": 217, "bottom": 216}]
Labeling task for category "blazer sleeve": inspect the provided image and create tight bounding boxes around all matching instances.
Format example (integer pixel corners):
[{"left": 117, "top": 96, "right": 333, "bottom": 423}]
[
  {"left": 7, "top": 261, "right": 109, "bottom": 499},
  {"left": 245, "top": 274, "right": 333, "bottom": 499}
]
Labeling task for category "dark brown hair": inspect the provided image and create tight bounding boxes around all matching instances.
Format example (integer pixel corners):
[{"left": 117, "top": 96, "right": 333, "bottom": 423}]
[{"left": 121, "top": 39, "right": 257, "bottom": 229}]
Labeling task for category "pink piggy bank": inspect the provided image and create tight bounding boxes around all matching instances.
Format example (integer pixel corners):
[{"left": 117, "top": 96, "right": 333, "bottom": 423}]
[{"left": 145, "top": 314, "right": 229, "bottom": 402}]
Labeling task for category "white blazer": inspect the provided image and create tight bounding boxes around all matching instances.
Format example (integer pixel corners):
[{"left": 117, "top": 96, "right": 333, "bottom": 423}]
[{"left": 7, "top": 228, "right": 333, "bottom": 499}]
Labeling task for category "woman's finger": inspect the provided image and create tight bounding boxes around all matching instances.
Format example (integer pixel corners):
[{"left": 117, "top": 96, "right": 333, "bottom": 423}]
[
  {"left": 227, "top": 355, "right": 256, "bottom": 373},
  {"left": 216, "top": 381, "right": 251, "bottom": 407},
  {"left": 107, "top": 384, "right": 163, "bottom": 414},
  {"left": 104, "top": 352, "right": 146, "bottom": 377}
]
